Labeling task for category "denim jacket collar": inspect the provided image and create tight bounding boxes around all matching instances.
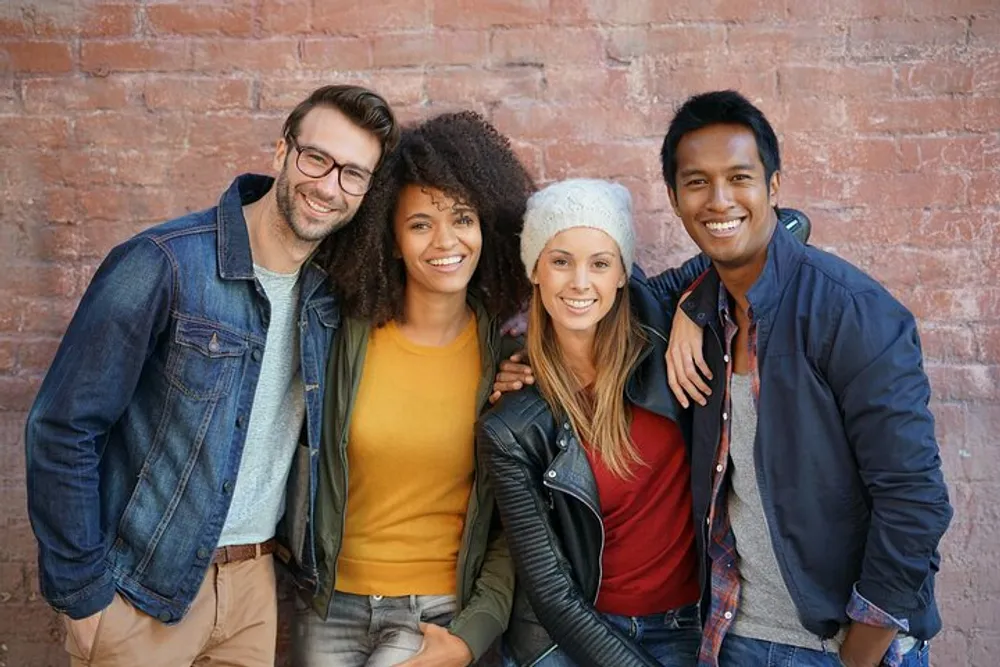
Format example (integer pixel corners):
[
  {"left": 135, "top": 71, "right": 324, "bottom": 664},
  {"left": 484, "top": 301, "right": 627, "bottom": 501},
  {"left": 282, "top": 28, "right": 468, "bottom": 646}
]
[{"left": 217, "top": 173, "right": 275, "bottom": 281}]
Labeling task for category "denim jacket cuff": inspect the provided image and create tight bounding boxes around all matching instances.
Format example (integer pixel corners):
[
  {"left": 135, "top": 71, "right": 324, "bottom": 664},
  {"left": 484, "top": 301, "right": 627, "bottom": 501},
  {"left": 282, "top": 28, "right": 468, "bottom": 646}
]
[{"left": 50, "top": 569, "right": 116, "bottom": 620}]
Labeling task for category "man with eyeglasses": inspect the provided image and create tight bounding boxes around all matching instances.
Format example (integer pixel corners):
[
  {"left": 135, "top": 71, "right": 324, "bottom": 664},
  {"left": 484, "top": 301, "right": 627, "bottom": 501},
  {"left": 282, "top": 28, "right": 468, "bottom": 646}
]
[{"left": 25, "top": 85, "right": 399, "bottom": 667}]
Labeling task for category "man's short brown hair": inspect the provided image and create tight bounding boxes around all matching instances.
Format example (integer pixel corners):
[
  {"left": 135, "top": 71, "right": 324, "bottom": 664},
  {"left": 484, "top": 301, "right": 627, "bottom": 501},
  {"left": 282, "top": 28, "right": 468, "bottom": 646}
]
[{"left": 282, "top": 85, "right": 399, "bottom": 168}]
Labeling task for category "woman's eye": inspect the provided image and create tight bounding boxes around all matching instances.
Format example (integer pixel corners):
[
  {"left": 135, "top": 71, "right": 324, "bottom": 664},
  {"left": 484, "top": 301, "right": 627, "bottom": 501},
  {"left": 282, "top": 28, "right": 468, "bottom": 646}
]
[{"left": 593, "top": 260, "right": 610, "bottom": 269}]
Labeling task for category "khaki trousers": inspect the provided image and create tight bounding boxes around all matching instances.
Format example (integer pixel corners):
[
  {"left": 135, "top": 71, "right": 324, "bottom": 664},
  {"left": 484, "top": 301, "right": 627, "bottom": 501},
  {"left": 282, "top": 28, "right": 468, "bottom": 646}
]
[{"left": 65, "top": 554, "right": 277, "bottom": 667}]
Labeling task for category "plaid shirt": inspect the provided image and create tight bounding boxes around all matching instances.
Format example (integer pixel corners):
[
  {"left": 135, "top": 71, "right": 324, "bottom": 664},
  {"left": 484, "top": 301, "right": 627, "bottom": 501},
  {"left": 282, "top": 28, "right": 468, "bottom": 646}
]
[{"left": 697, "top": 283, "right": 909, "bottom": 667}]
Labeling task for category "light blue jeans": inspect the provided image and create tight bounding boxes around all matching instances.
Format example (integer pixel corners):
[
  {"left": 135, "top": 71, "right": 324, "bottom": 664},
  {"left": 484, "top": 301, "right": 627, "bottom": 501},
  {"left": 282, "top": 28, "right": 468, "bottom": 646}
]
[
  {"left": 718, "top": 634, "right": 931, "bottom": 667},
  {"left": 293, "top": 592, "right": 456, "bottom": 667}
]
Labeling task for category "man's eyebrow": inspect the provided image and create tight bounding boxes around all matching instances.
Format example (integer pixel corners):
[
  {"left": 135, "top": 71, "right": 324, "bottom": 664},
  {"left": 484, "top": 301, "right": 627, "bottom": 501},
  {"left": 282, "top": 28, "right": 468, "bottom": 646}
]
[{"left": 298, "top": 142, "right": 373, "bottom": 173}]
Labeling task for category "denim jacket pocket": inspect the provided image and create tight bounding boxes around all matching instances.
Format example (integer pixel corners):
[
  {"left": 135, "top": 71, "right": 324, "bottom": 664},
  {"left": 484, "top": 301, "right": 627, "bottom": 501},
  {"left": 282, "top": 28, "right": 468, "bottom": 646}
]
[{"left": 167, "top": 318, "right": 246, "bottom": 400}]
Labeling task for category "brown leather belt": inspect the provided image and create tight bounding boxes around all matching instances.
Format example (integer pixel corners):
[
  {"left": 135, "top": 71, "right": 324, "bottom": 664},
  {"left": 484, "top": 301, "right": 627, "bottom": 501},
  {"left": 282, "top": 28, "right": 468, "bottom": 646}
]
[{"left": 212, "top": 539, "right": 277, "bottom": 565}]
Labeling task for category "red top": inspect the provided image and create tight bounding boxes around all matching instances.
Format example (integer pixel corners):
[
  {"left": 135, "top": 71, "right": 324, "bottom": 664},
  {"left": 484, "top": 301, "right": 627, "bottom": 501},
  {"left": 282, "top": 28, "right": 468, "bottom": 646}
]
[{"left": 584, "top": 405, "right": 700, "bottom": 617}]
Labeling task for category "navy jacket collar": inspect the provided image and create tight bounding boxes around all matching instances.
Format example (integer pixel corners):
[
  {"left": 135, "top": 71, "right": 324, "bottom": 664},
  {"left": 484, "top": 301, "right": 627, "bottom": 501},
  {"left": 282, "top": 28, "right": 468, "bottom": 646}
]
[{"left": 683, "top": 220, "right": 806, "bottom": 327}]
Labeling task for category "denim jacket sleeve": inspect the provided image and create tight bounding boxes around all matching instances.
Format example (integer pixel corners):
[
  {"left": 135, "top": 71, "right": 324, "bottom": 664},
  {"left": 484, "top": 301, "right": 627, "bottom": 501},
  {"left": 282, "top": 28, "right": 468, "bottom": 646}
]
[
  {"left": 25, "top": 235, "right": 174, "bottom": 619},
  {"left": 822, "top": 287, "right": 953, "bottom": 619}
]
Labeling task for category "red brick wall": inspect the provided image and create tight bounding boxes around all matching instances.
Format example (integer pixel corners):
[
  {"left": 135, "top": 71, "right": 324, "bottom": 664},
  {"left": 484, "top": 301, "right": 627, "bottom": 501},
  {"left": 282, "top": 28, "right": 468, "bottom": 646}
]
[{"left": 1, "top": 1, "right": 997, "bottom": 664}]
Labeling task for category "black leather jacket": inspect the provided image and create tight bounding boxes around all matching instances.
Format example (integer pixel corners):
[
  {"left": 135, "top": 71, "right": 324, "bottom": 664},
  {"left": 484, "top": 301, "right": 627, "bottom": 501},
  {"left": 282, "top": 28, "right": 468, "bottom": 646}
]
[{"left": 476, "top": 265, "right": 699, "bottom": 667}]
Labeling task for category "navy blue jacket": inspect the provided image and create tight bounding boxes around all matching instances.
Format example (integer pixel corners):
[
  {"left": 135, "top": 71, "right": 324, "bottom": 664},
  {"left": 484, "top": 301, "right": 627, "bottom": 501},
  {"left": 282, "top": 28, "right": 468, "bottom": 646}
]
[{"left": 681, "top": 221, "right": 952, "bottom": 641}]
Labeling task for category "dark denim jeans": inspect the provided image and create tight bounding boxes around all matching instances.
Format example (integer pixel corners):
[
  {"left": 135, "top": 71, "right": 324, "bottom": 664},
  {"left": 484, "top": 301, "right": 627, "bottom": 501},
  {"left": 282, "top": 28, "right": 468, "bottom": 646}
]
[
  {"left": 506, "top": 603, "right": 700, "bottom": 667},
  {"left": 719, "top": 634, "right": 931, "bottom": 667}
]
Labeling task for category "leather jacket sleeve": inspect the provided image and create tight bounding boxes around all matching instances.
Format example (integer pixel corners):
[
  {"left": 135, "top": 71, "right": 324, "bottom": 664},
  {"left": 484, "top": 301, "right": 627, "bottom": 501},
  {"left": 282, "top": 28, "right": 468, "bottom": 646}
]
[{"left": 478, "top": 415, "right": 661, "bottom": 667}]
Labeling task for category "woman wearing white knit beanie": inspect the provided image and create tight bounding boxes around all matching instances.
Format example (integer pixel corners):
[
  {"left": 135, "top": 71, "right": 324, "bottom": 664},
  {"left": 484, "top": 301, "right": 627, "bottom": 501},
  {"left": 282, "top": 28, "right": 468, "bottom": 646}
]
[{"left": 479, "top": 178, "right": 705, "bottom": 667}]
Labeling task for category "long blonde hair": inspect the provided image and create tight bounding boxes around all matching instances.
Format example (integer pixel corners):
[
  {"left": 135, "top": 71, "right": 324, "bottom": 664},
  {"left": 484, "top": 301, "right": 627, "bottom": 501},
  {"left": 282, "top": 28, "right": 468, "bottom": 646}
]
[{"left": 526, "top": 280, "right": 648, "bottom": 478}]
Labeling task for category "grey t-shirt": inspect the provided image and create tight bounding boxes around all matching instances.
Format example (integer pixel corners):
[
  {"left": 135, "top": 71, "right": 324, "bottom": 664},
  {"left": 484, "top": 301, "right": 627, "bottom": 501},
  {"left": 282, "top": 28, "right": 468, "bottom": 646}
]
[
  {"left": 218, "top": 265, "right": 305, "bottom": 546},
  {"left": 727, "top": 372, "right": 838, "bottom": 652}
]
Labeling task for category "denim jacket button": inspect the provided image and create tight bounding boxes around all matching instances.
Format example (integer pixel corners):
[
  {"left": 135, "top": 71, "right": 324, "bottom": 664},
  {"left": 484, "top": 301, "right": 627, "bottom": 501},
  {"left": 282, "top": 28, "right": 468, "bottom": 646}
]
[
  {"left": 251, "top": 348, "right": 262, "bottom": 362},
  {"left": 197, "top": 547, "right": 209, "bottom": 559},
  {"left": 235, "top": 415, "right": 245, "bottom": 429},
  {"left": 223, "top": 481, "right": 233, "bottom": 493},
  {"left": 158, "top": 611, "right": 171, "bottom": 622}
]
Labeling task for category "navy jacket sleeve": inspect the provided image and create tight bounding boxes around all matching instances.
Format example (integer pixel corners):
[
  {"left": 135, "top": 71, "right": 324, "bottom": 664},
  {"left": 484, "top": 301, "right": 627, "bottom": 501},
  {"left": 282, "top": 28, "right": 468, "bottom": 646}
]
[
  {"left": 24, "top": 236, "right": 174, "bottom": 619},
  {"left": 645, "top": 254, "right": 711, "bottom": 311},
  {"left": 478, "top": 416, "right": 661, "bottom": 667},
  {"left": 823, "top": 287, "right": 953, "bottom": 618}
]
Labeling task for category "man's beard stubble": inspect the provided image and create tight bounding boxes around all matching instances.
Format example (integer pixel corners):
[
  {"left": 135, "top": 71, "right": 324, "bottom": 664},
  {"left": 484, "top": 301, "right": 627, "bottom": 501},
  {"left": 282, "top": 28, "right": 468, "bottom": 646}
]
[{"left": 274, "top": 168, "right": 353, "bottom": 243}]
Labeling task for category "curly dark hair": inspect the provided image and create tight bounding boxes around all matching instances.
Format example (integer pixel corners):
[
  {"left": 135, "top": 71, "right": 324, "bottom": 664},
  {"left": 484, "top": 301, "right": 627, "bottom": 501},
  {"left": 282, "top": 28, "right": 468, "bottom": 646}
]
[{"left": 320, "top": 110, "right": 534, "bottom": 327}]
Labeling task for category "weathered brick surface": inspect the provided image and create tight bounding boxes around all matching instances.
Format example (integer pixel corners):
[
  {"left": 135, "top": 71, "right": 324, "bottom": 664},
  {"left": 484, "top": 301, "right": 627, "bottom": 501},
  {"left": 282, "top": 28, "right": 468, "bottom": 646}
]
[{"left": 1, "top": 0, "right": 997, "bottom": 665}]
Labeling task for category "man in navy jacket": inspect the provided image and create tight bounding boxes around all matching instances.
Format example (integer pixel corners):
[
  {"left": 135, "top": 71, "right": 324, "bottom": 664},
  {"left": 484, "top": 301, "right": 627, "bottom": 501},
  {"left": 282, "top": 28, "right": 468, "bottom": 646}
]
[{"left": 662, "top": 91, "right": 952, "bottom": 667}]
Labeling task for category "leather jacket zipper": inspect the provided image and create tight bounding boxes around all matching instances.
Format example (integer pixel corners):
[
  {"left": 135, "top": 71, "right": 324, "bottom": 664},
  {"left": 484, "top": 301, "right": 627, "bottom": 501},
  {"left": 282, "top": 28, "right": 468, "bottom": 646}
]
[{"left": 541, "top": 478, "right": 605, "bottom": 601}]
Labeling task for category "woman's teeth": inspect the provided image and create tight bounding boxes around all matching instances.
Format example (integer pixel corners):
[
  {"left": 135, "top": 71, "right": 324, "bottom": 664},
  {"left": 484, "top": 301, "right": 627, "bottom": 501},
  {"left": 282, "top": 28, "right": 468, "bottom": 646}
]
[
  {"left": 428, "top": 256, "right": 463, "bottom": 266},
  {"left": 563, "top": 298, "right": 596, "bottom": 309}
]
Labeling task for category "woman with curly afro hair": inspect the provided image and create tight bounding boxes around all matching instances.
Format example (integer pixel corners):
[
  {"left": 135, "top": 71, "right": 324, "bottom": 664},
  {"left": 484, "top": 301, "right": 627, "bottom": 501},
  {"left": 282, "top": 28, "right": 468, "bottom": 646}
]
[{"left": 295, "top": 111, "right": 534, "bottom": 667}]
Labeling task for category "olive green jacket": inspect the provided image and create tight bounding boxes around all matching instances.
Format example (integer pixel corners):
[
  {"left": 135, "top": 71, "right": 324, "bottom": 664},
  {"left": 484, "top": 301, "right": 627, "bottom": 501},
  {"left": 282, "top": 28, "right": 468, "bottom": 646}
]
[{"left": 309, "top": 298, "right": 518, "bottom": 660}]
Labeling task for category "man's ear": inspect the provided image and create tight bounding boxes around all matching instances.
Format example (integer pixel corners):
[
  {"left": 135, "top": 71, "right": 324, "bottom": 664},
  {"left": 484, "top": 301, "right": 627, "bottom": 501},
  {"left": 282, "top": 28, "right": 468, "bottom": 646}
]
[
  {"left": 768, "top": 171, "right": 781, "bottom": 207},
  {"left": 273, "top": 137, "right": 289, "bottom": 173}
]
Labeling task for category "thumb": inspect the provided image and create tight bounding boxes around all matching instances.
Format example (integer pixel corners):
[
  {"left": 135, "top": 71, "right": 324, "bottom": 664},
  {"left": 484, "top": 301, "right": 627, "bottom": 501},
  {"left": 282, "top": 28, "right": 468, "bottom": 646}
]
[{"left": 418, "top": 621, "right": 432, "bottom": 633}]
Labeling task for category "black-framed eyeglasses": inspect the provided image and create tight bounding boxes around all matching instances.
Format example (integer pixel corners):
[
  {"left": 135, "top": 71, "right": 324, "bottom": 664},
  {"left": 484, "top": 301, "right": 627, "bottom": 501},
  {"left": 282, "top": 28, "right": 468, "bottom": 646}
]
[{"left": 285, "top": 134, "right": 374, "bottom": 197}]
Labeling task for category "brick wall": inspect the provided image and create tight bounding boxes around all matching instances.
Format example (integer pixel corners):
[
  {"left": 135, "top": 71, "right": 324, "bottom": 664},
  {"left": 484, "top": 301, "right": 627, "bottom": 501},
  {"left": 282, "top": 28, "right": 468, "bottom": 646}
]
[{"left": 1, "top": 1, "right": 997, "bottom": 665}]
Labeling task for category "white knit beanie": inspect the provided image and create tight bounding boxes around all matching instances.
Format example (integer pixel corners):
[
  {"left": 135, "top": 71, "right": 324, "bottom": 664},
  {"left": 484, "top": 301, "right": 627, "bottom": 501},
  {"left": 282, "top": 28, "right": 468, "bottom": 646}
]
[{"left": 520, "top": 178, "right": 636, "bottom": 280}]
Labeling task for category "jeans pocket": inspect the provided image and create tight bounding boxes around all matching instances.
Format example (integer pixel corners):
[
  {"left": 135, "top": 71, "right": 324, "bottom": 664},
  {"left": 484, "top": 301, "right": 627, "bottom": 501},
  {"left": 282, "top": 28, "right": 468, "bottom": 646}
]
[{"left": 417, "top": 594, "right": 457, "bottom": 627}]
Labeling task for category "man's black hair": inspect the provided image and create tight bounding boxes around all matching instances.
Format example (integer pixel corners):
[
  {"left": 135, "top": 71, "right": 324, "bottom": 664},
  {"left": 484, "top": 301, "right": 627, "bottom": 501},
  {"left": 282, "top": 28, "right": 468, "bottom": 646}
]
[{"left": 660, "top": 90, "right": 781, "bottom": 190}]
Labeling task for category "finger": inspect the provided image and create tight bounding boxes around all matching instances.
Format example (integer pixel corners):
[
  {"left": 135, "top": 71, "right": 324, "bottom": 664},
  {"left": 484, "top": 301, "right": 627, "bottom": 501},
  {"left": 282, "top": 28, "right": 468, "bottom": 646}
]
[
  {"left": 498, "top": 362, "right": 532, "bottom": 376},
  {"left": 682, "top": 345, "right": 712, "bottom": 384},
  {"left": 674, "top": 358, "right": 707, "bottom": 407},
  {"left": 695, "top": 354, "right": 713, "bottom": 382},
  {"left": 489, "top": 390, "right": 501, "bottom": 405},
  {"left": 680, "top": 347, "right": 712, "bottom": 398},
  {"left": 666, "top": 351, "right": 689, "bottom": 409},
  {"left": 494, "top": 381, "right": 523, "bottom": 394},
  {"left": 506, "top": 352, "right": 522, "bottom": 363}
]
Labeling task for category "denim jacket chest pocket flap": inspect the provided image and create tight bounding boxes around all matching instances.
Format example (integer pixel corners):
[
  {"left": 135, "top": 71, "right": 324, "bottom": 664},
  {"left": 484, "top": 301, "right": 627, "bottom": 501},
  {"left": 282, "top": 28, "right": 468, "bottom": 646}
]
[{"left": 167, "top": 318, "right": 247, "bottom": 400}]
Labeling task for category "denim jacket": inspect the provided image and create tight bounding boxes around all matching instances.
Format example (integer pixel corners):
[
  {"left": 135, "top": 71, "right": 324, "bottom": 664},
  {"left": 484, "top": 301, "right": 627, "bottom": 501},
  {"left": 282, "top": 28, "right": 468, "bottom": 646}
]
[{"left": 24, "top": 174, "right": 340, "bottom": 623}]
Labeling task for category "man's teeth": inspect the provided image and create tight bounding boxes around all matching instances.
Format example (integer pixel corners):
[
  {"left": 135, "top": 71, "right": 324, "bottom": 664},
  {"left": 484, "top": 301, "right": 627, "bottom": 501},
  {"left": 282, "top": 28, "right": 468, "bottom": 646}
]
[
  {"left": 706, "top": 218, "right": 742, "bottom": 232},
  {"left": 564, "top": 298, "right": 596, "bottom": 308},
  {"left": 304, "top": 195, "right": 334, "bottom": 214},
  {"left": 428, "top": 256, "right": 463, "bottom": 266}
]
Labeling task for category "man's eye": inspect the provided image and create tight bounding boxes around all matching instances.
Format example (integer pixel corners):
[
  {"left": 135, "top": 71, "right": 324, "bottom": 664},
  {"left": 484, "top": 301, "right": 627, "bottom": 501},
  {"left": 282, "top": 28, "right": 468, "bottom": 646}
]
[{"left": 305, "top": 151, "right": 329, "bottom": 165}]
